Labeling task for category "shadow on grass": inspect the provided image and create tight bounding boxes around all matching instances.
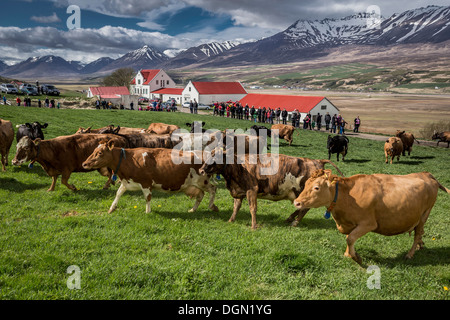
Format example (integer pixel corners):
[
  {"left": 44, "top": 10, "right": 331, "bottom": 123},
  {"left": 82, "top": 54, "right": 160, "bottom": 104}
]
[
  {"left": 399, "top": 160, "right": 424, "bottom": 165},
  {"left": 341, "top": 159, "right": 371, "bottom": 164},
  {"left": 11, "top": 164, "right": 49, "bottom": 177},
  {"left": 410, "top": 156, "right": 435, "bottom": 160},
  {"left": 0, "top": 177, "right": 48, "bottom": 193},
  {"left": 358, "top": 246, "right": 450, "bottom": 268}
]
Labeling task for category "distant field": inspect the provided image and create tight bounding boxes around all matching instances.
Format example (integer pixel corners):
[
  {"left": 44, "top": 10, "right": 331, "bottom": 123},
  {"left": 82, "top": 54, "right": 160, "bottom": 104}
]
[{"left": 0, "top": 105, "right": 449, "bottom": 300}]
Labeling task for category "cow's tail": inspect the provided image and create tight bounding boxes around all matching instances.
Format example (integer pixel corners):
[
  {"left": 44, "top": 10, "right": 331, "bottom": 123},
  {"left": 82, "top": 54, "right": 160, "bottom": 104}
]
[
  {"left": 321, "top": 160, "right": 344, "bottom": 177},
  {"left": 295, "top": 128, "right": 301, "bottom": 136},
  {"left": 430, "top": 174, "right": 450, "bottom": 194},
  {"left": 413, "top": 135, "right": 420, "bottom": 144}
]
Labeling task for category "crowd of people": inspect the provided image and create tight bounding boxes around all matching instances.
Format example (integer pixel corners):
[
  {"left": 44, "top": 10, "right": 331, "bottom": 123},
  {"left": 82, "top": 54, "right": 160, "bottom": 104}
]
[
  {"left": 0, "top": 95, "right": 60, "bottom": 109},
  {"left": 210, "top": 101, "right": 362, "bottom": 134}
]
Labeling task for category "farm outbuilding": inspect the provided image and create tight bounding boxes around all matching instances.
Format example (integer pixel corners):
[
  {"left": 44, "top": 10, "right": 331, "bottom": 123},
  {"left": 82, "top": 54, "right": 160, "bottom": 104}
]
[
  {"left": 182, "top": 81, "right": 247, "bottom": 105},
  {"left": 151, "top": 87, "right": 184, "bottom": 104},
  {"left": 239, "top": 93, "right": 340, "bottom": 125}
]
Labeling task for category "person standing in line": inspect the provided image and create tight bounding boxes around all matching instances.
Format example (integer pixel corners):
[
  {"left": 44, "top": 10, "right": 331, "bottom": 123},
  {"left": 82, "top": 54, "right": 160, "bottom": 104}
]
[
  {"left": 316, "top": 113, "right": 322, "bottom": 131},
  {"left": 331, "top": 114, "right": 337, "bottom": 133},
  {"left": 189, "top": 100, "right": 193, "bottom": 113},
  {"left": 194, "top": 99, "right": 198, "bottom": 114},
  {"left": 16, "top": 96, "right": 21, "bottom": 106},
  {"left": 38, "top": 99, "right": 42, "bottom": 108},
  {"left": 325, "top": 112, "right": 331, "bottom": 131},
  {"left": 281, "top": 108, "right": 288, "bottom": 125}
]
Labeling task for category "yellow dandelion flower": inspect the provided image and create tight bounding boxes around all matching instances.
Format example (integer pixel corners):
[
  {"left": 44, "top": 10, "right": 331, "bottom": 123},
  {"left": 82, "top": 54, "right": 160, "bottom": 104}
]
[
  {"left": 432, "top": 237, "right": 436, "bottom": 241},
  {"left": 444, "top": 286, "right": 448, "bottom": 291},
  {"left": 133, "top": 206, "right": 137, "bottom": 209},
  {"left": 88, "top": 181, "right": 92, "bottom": 184}
]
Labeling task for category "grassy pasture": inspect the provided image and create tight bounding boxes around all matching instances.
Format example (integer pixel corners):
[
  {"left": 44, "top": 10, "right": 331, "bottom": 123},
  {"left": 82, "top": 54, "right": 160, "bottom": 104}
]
[{"left": 0, "top": 105, "right": 449, "bottom": 300}]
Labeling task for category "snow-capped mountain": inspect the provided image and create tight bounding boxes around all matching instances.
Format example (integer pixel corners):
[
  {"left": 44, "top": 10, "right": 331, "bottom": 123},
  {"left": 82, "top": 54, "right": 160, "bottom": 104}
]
[
  {"left": 0, "top": 60, "right": 7, "bottom": 73},
  {"left": 162, "top": 41, "right": 240, "bottom": 68},
  {"left": 198, "top": 5, "right": 450, "bottom": 67},
  {"left": 0, "top": 55, "right": 81, "bottom": 78},
  {"left": 80, "top": 57, "right": 115, "bottom": 74},
  {"left": 97, "top": 45, "right": 169, "bottom": 73}
]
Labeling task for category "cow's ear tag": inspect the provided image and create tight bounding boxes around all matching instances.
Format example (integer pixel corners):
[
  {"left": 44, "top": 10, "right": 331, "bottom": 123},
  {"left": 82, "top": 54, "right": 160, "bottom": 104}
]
[
  {"left": 324, "top": 211, "right": 331, "bottom": 219},
  {"left": 112, "top": 174, "right": 118, "bottom": 182}
]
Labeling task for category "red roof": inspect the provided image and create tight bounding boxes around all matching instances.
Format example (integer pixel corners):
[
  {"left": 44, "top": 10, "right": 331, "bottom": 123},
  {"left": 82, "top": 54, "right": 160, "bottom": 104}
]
[
  {"left": 151, "top": 88, "right": 183, "bottom": 95},
  {"left": 131, "top": 69, "right": 161, "bottom": 85},
  {"left": 239, "top": 94, "right": 328, "bottom": 113},
  {"left": 192, "top": 82, "right": 247, "bottom": 95},
  {"left": 89, "top": 86, "right": 129, "bottom": 97}
]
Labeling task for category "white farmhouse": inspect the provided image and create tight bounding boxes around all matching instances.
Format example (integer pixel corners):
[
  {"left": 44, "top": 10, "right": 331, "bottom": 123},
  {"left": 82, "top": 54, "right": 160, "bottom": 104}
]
[
  {"left": 182, "top": 81, "right": 247, "bottom": 105},
  {"left": 130, "top": 69, "right": 176, "bottom": 99}
]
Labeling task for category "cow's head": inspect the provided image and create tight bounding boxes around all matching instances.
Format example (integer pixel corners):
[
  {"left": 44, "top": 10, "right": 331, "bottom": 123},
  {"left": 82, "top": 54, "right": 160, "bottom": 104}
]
[
  {"left": 327, "top": 135, "right": 334, "bottom": 149},
  {"left": 12, "top": 137, "right": 40, "bottom": 166},
  {"left": 431, "top": 131, "right": 440, "bottom": 140},
  {"left": 199, "top": 148, "right": 227, "bottom": 175},
  {"left": 294, "top": 169, "right": 337, "bottom": 210},
  {"left": 31, "top": 122, "right": 48, "bottom": 140},
  {"left": 98, "top": 125, "right": 120, "bottom": 134},
  {"left": 76, "top": 126, "right": 92, "bottom": 134},
  {"left": 82, "top": 140, "right": 114, "bottom": 170},
  {"left": 395, "top": 130, "right": 405, "bottom": 138}
]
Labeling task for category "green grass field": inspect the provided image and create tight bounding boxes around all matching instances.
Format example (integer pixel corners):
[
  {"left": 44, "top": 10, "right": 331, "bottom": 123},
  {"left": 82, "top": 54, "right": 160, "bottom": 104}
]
[{"left": 0, "top": 105, "right": 449, "bottom": 300}]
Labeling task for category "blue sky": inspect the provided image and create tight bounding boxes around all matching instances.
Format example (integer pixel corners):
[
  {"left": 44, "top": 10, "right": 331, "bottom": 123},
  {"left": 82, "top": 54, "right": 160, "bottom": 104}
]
[{"left": 0, "top": 0, "right": 447, "bottom": 65}]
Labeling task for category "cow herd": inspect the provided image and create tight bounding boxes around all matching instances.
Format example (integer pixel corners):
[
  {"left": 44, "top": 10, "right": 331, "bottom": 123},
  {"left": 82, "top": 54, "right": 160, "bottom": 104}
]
[{"left": 0, "top": 118, "right": 449, "bottom": 265}]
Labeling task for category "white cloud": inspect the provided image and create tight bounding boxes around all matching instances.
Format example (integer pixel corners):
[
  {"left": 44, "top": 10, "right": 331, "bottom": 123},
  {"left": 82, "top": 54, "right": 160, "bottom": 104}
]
[{"left": 30, "top": 12, "right": 61, "bottom": 24}]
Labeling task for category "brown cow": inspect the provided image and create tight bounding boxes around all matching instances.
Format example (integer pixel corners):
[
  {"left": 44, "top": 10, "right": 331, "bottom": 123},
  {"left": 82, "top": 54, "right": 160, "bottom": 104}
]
[
  {"left": 395, "top": 130, "right": 420, "bottom": 156},
  {"left": 0, "top": 119, "right": 14, "bottom": 171},
  {"left": 432, "top": 131, "right": 450, "bottom": 148},
  {"left": 82, "top": 142, "right": 219, "bottom": 214},
  {"left": 294, "top": 169, "right": 450, "bottom": 264},
  {"left": 271, "top": 124, "right": 299, "bottom": 146},
  {"left": 384, "top": 137, "right": 403, "bottom": 164},
  {"left": 147, "top": 123, "right": 180, "bottom": 135},
  {"left": 11, "top": 134, "right": 131, "bottom": 191},
  {"left": 199, "top": 150, "right": 343, "bottom": 229}
]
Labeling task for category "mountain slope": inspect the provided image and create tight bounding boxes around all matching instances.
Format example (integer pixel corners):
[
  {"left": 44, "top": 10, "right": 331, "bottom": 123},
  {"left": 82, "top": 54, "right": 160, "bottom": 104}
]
[
  {"left": 0, "top": 55, "right": 81, "bottom": 79},
  {"left": 97, "top": 45, "right": 169, "bottom": 73}
]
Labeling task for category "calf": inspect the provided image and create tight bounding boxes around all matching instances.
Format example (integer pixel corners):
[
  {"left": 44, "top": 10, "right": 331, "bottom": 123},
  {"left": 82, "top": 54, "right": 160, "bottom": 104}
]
[
  {"left": 147, "top": 122, "right": 180, "bottom": 135},
  {"left": 82, "top": 141, "right": 218, "bottom": 214},
  {"left": 271, "top": 124, "right": 298, "bottom": 146},
  {"left": 294, "top": 169, "right": 450, "bottom": 264},
  {"left": 395, "top": 130, "right": 420, "bottom": 156},
  {"left": 16, "top": 122, "right": 48, "bottom": 143},
  {"left": 384, "top": 137, "right": 403, "bottom": 164},
  {"left": 431, "top": 131, "right": 450, "bottom": 148},
  {"left": 0, "top": 119, "right": 14, "bottom": 171},
  {"left": 199, "top": 150, "right": 343, "bottom": 229},
  {"left": 327, "top": 135, "right": 349, "bottom": 161},
  {"left": 12, "top": 134, "right": 131, "bottom": 191},
  {"left": 249, "top": 125, "right": 272, "bottom": 138}
]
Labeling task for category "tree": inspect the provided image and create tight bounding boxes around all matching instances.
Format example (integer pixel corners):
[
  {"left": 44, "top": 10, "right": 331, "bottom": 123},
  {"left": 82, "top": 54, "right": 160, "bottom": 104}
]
[{"left": 102, "top": 68, "right": 135, "bottom": 89}]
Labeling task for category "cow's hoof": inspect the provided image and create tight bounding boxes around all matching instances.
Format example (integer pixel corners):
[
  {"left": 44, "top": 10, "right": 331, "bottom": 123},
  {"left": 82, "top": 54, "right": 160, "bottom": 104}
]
[
  {"left": 290, "top": 220, "right": 299, "bottom": 227},
  {"left": 210, "top": 205, "right": 219, "bottom": 212}
]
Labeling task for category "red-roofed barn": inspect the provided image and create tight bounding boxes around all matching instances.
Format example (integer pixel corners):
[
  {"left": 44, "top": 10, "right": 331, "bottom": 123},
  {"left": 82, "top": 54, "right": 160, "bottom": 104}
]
[
  {"left": 182, "top": 81, "right": 247, "bottom": 105},
  {"left": 239, "top": 93, "right": 340, "bottom": 125}
]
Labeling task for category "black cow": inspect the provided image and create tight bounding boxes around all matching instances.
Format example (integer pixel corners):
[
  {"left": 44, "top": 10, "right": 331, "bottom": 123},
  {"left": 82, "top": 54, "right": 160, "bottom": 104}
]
[
  {"left": 186, "top": 121, "right": 206, "bottom": 133},
  {"left": 16, "top": 122, "right": 48, "bottom": 143},
  {"left": 327, "top": 135, "right": 349, "bottom": 161},
  {"left": 249, "top": 125, "right": 272, "bottom": 137}
]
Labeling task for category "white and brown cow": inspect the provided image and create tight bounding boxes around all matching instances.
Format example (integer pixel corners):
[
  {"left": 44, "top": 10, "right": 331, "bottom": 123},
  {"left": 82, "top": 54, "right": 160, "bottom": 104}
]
[
  {"left": 0, "top": 119, "right": 14, "bottom": 171},
  {"left": 199, "top": 150, "right": 343, "bottom": 229},
  {"left": 82, "top": 141, "right": 219, "bottom": 214},
  {"left": 294, "top": 169, "right": 450, "bottom": 264}
]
